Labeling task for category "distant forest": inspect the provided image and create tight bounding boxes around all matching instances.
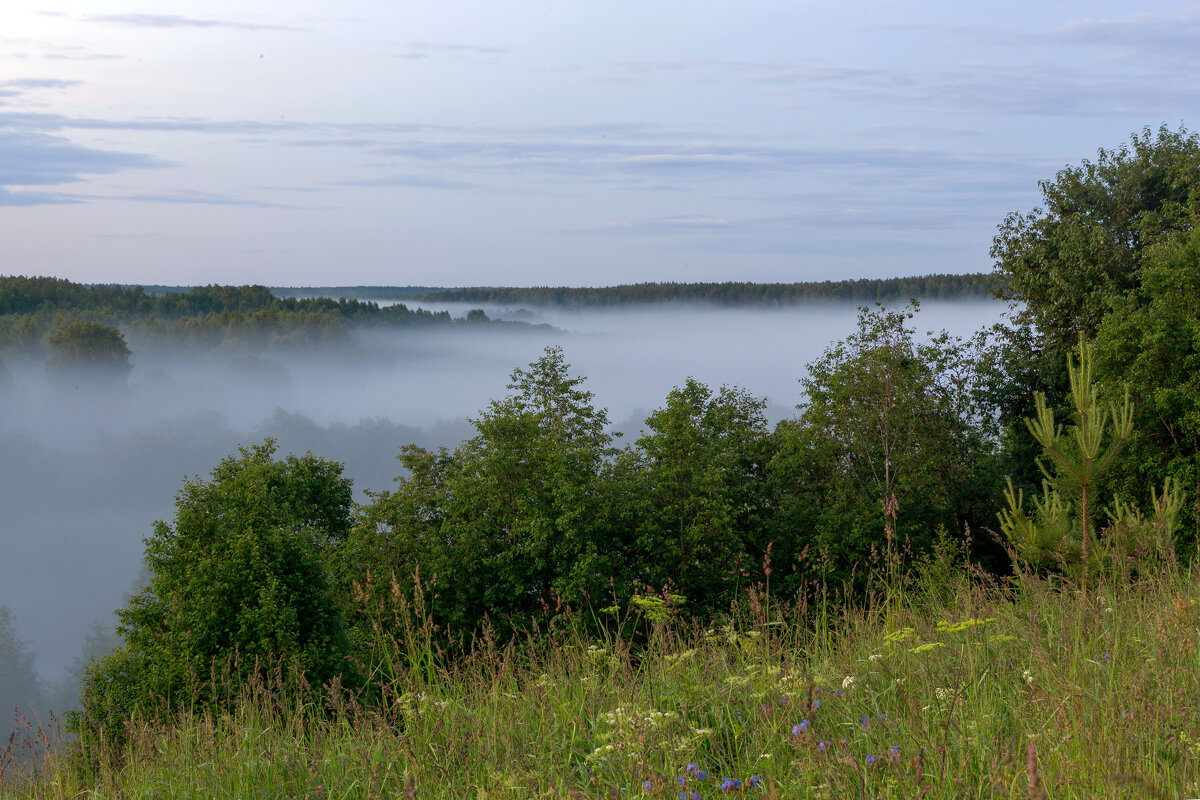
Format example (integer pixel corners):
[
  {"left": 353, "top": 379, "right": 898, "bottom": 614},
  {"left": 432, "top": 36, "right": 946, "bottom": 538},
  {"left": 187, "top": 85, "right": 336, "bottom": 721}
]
[
  {"left": 0, "top": 276, "right": 528, "bottom": 357},
  {"left": 275, "top": 272, "right": 1000, "bottom": 307}
]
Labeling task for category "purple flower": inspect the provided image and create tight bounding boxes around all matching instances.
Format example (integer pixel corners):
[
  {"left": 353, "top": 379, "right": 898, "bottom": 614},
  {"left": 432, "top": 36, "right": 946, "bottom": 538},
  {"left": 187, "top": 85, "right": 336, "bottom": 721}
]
[
  {"left": 812, "top": 700, "right": 821, "bottom": 709},
  {"left": 749, "top": 775, "right": 761, "bottom": 788},
  {"left": 866, "top": 754, "right": 876, "bottom": 766}
]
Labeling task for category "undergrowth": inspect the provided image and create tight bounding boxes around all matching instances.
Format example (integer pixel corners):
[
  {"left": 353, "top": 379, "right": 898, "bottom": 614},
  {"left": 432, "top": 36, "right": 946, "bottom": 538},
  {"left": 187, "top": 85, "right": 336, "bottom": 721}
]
[{"left": 2, "top": 564, "right": 1199, "bottom": 799}]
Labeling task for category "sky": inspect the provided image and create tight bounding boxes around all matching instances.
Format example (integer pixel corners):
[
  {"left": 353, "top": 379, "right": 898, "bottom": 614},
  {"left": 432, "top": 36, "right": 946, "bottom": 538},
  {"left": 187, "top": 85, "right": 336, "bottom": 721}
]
[{"left": 0, "top": 1, "right": 1196, "bottom": 287}]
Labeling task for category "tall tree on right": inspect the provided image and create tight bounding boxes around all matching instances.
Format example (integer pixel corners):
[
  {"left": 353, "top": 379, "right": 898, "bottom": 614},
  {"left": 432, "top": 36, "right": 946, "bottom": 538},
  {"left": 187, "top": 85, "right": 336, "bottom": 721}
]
[{"left": 988, "top": 125, "right": 1200, "bottom": 543}]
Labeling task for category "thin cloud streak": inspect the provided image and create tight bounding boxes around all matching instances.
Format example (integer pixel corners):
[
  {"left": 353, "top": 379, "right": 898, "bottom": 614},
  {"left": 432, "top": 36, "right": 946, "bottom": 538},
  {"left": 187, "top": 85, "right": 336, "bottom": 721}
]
[{"left": 84, "top": 14, "right": 303, "bottom": 32}]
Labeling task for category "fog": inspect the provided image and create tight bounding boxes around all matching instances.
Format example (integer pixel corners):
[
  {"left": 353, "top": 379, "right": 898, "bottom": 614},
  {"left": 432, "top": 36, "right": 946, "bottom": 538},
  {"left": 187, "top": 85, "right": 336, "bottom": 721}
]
[{"left": 0, "top": 299, "right": 1008, "bottom": 693}]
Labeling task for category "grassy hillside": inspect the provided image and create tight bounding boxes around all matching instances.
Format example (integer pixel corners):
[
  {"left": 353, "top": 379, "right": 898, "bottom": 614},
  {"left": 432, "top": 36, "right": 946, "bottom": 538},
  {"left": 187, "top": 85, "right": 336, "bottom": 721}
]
[{"left": 3, "top": 563, "right": 1197, "bottom": 799}]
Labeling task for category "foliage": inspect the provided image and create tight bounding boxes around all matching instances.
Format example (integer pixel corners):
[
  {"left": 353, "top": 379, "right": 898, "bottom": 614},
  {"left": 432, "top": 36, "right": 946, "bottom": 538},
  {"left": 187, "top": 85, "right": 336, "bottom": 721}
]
[
  {"left": 73, "top": 440, "right": 355, "bottom": 750},
  {"left": 7, "top": 567, "right": 1200, "bottom": 799},
  {"left": 0, "top": 276, "right": 524, "bottom": 357},
  {"left": 0, "top": 606, "right": 45, "bottom": 732},
  {"left": 987, "top": 124, "right": 1200, "bottom": 519},
  {"left": 769, "top": 303, "right": 990, "bottom": 591},
  {"left": 624, "top": 379, "right": 774, "bottom": 613},
  {"left": 1094, "top": 214, "right": 1200, "bottom": 547},
  {"left": 991, "top": 124, "right": 1200, "bottom": 357},
  {"left": 45, "top": 320, "right": 132, "bottom": 379},
  {"left": 998, "top": 340, "right": 1185, "bottom": 587},
  {"left": 415, "top": 272, "right": 996, "bottom": 307},
  {"left": 333, "top": 347, "right": 625, "bottom": 647}
]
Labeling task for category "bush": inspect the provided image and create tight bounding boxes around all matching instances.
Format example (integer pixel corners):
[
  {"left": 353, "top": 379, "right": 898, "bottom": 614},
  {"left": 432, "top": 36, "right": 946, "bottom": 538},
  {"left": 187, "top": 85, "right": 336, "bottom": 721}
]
[{"left": 72, "top": 440, "right": 355, "bottom": 753}]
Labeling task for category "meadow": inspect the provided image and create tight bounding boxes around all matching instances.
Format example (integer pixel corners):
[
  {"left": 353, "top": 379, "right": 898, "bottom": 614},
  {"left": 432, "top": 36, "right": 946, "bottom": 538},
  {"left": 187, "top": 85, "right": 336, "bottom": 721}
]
[{"left": 4, "top": 557, "right": 1197, "bottom": 800}]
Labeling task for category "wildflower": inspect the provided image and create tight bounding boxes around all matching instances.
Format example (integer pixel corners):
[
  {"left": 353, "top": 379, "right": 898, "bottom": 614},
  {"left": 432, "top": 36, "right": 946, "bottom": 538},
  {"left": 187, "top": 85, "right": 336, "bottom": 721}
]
[
  {"left": 833, "top": 690, "right": 842, "bottom": 697},
  {"left": 866, "top": 754, "right": 876, "bottom": 766},
  {"left": 1022, "top": 669, "right": 1034, "bottom": 684},
  {"left": 812, "top": 700, "right": 821, "bottom": 709},
  {"left": 935, "top": 687, "right": 953, "bottom": 701},
  {"left": 749, "top": 775, "right": 761, "bottom": 788},
  {"left": 869, "top": 653, "right": 883, "bottom": 663},
  {"left": 792, "top": 720, "right": 810, "bottom": 735},
  {"left": 818, "top": 740, "right": 829, "bottom": 751},
  {"left": 842, "top": 676, "right": 856, "bottom": 689},
  {"left": 645, "top": 780, "right": 653, "bottom": 791},
  {"left": 890, "top": 744, "right": 901, "bottom": 759},
  {"left": 721, "top": 777, "right": 741, "bottom": 791},
  {"left": 679, "top": 776, "right": 687, "bottom": 786}
]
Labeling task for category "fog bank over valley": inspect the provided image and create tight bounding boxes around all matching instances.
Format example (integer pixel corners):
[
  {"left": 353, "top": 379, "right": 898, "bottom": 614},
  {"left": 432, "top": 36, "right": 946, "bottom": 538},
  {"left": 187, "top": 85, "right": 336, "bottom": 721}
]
[{"left": 0, "top": 298, "right": 1006, "bottom": 687}]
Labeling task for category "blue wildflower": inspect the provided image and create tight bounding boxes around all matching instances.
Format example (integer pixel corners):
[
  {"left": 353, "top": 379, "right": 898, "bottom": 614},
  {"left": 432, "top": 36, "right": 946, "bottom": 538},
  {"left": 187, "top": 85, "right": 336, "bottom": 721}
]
[
  {"left": 812, "top": 700, "right": 821, "bottom": 709},
  {"left": 644, "top": 780, "right": 653, "bottom": 790},
  {"left": 866, "top": 754, "right": 876, "bottom": 766},
  {"left": 749, "top": 775, "right": 761, "bottom": 788}
]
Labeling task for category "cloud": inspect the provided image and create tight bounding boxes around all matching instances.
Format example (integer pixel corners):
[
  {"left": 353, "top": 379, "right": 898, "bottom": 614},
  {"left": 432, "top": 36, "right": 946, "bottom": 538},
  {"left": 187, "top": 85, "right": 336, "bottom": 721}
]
[
  {"left": 85, "top": 14, "right": 302, "bottom": 32},
  {"left": 0, "top": 78, "right": 82, "bottom": 106},
  {"left": 0, "top": 78, "right": 81, "bottom": 91},
  {"left": 395, "top": 41, "right": 507, "bottom": 61},
  {"left": 1050, "top": 10, "right": 1200, "bottom": 63},
  {"left": 0, "top": 187, "right": 82, "bottom": 206},
  {"left": 101, "top": 189, "right": 297, "bottom": 209},
  {"left": 584, "top": 216, "right": 734, "bottom": 236},
  {"left": 0, "top": 129, "right": 162, "bottom": 193},
  {"left": 336, "top": 174, "right": 477, "bottom": 190}
]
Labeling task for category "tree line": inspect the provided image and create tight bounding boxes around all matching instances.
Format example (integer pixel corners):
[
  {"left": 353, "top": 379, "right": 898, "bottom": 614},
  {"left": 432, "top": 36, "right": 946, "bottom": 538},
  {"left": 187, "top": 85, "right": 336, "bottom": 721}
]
[
  {"left": 0, "top": 279, "right": 530, "bottom": 360},
  {"left": 410, "top": 273, "right": 999, "bottom": 307}
]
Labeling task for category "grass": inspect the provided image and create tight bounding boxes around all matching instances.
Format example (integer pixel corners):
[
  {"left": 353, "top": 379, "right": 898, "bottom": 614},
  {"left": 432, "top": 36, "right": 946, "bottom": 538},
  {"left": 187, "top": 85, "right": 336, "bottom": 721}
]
[{"left": 3, "top": 563, "right": 1199, "bottom": 799}]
